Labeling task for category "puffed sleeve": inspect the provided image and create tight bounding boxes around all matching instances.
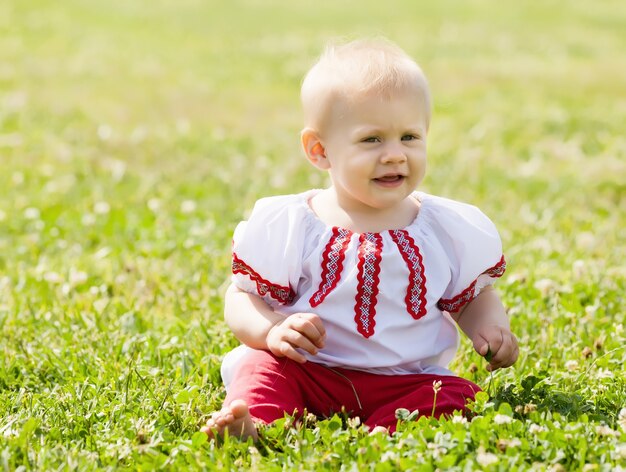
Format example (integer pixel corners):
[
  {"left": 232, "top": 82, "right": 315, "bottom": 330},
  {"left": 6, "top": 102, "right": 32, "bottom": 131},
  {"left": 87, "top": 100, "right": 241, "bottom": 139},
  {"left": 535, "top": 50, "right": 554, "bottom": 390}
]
[
  {"left": 424, "top": 196, "right": 506, "bottom": 313},
  {"left": 230, "top": 195, "right": 307, "bottom": 308}
]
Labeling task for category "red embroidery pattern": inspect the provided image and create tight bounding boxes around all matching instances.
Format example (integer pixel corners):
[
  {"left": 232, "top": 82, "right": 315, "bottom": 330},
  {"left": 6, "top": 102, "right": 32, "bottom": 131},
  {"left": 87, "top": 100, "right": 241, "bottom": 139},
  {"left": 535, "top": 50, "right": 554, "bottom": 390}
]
[
  {"left": 389, "top": 230, "right": 427, "bottom": 320},
  {"left": 232, "top": 253, "right": 295, "bottom": 305},
  {"left": 438, "top": 255, "right": 507, "bottom": 313},
  {"left": 354, "top": 233, "right": 383, "bottom": 338},
  {"left": 310, "top": 227, "right": 353, "bottom": 307},
  {"left": 484, "top": 255, "right": 507, "bottom": 278}
]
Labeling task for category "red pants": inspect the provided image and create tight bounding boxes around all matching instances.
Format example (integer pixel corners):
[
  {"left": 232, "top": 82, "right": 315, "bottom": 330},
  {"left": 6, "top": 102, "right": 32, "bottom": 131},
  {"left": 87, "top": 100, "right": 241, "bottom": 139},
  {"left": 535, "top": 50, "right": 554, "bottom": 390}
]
[{"left": 225, "top": 350, "right": 480, "bottom": 431}]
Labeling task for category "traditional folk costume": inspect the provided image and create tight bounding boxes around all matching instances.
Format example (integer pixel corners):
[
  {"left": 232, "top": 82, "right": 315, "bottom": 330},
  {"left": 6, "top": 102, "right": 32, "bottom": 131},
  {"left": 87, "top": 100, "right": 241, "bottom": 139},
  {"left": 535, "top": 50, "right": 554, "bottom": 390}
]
[{"left": 221, "top": 190, "right": 506, "bottom": 430}]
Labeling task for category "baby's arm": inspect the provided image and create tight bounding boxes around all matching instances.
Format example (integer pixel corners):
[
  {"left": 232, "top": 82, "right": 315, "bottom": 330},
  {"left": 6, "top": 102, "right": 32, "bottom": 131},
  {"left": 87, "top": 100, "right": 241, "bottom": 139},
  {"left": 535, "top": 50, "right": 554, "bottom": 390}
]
[
  {"left": 450, "top": 286, "right": 518, "bottom": 371},
  {"left": 224, "top": 284, "right": 326, "bottom": 364}
]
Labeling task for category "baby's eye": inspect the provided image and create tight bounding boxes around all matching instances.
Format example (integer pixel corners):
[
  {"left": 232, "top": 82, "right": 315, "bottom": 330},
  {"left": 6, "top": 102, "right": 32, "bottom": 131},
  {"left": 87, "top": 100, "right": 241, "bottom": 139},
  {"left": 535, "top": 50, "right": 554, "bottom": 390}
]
[
  {"left": 401, "top": 134, "right": 420, "bottom": 141},
  {"left": 362, "top": 136, "right": 381, "bottom": 143}
]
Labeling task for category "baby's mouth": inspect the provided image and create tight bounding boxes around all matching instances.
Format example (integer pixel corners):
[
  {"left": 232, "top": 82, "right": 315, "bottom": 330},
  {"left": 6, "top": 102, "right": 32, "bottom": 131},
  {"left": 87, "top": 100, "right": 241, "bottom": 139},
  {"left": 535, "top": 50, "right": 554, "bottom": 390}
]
[{"left": 374, "top": 175, "right": 405, "bottom": 183}]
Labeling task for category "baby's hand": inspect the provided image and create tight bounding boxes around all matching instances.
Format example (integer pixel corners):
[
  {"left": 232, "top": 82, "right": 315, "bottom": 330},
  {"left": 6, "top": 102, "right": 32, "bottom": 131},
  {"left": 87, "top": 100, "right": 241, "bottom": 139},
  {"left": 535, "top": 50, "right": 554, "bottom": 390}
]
[
  {"left": 472, "top": 325, "right": 519, "bottom": 372},
  {"left": 266, "top": 312, "right": 326, "bottom": 364}
]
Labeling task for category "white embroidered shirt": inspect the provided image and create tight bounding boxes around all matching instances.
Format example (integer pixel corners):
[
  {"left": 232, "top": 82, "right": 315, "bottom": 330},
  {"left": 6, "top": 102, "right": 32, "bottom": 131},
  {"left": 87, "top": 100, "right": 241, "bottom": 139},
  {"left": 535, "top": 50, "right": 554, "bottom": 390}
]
[{"left": 221, "top": 190, "right": 506, "bottom": 387}]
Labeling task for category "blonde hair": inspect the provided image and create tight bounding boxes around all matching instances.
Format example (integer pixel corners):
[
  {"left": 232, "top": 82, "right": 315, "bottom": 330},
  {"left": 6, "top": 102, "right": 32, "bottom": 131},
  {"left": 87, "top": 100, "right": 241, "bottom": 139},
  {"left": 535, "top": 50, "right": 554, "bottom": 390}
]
[{"left": 301, "top": 38, "right": 431, "bottom": 131}]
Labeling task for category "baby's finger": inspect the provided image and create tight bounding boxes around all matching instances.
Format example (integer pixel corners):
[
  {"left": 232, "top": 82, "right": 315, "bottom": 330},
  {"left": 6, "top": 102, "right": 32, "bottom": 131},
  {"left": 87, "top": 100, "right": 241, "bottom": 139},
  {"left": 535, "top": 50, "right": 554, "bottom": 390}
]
[
  {"left": 283, "top": 330, "right": 320, "bottom": 356},
  {"left": 310, "top": 315, "right": 327, "bottom": 339},
  {"left": 471, "top": 332, "right": 490, "bottom": 357},
  {"left": 487, "top": 351, "right": 510, "bottom": 370},
  {"left": 299, "top": 312, "right": 327, "bottom": 334},
  {"left": 475, "top": 341, "right": 490, "bottom": 358},
  {"left": 488, "top": 334, "right": 519, "bottom": 370},
  {"left": 497, "top": 337, "right": 519, "bottom": 368},
  {"left": 486, "top": 330, "right": 505, "bottom": 356},
  {"left": 278, "top": 341, "right": 308, "bottom": 364},
  {"left": 501, "top": 343, "right": 520, "bottom": 368},
  {"left": 292, "top": 314, "right": 326, "bottom": 348}
]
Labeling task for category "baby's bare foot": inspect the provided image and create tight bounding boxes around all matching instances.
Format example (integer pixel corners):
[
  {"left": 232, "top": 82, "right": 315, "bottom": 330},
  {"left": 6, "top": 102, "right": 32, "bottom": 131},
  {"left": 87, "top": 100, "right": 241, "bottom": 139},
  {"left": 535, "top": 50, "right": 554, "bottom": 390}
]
[
  {"left": 201, "top": 399, "right": 258, "bottom": 442},
  {"left": 369, "top": 425, "right": 389, "bottom": 435}
]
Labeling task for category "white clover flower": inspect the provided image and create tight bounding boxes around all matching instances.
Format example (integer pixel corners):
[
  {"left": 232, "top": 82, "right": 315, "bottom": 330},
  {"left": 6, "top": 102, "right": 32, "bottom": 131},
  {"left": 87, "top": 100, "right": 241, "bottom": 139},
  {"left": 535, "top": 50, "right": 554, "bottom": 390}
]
[
  {"left": 97, "top": 124, "right": 112, "bottom": 141},
  {"left": 476, "top": 450, "right": 499, "bottom": 467},
  {"left": 115, "top": 273, "right": 128, "bottom": 285},
  {"left": 572, "top": 260, "right": 586, "bottom": 280},
  {"left": 585, "top": 305, "right": 598, "bottom": 316},
  {"left": 180, "top": 200, "right": 197, "bottom": 214},
  {"left": 0, "top": 276, "right": 10, "bottom": 288},
  {"left": 452, "top": 415, "right": 468, "bottom": 424},
  {"left": 34, "top": 262, "right": 46, "bottom": 275},
  {"left": 534, "top": 278, "right": 556, "bottom": 296},
  {"left": 147, "top": 198, "right": 161, "bottom": 213},
  {"left": 32, "top": 220, "right": 44, "bottom": 232},
  {"left": 93, "top": 298, "right": 109, "bottom": 314},
  {"left": 43, "top": 271, "right": 63, "bottom": 284},
  {"left": 426, "top": 442, "right": 445, "bottom": 459},
  {"left": 529, "top": 423, "right": 547, "bottom": 434},
  {"left": 106, "top": 158, "right": 126, "bottom": 182},
  {"left": 82, "top": 213, "right": 96, "bottom": 226},
  {"left": 93, "top": 201, "right": 111, "bottom": 215},
  {"left": 493, "top": 414, "right": 513, "bottom": 425},
  {"left": 595, "top": 425, "right": 616, "bottom": 437},
  {"left": 346, "top": 416, "right": 360, "bottom": 428},
  {"left": 380, "top": 451, "right": 398, "bottom": 462},
  {"left": 93, "top": 247, "right": 111, "bottom": 260},
  {"left": 69, "top": 268, "right": 88, "bottom": 286},
  {"left": 596, "top": 368, "right": 614, "bottom": 379},
  {"left": 508, "top": 438, "right": 522, "bottom": 448},
  {"left": 617, "top": 444, "right": 626, "bottom": 459},
  {"left": 2, "top": 428, "right": 18, "bottom": 438},
  {"left": 4, "top": 90, "right": 27, "bottom": 111},
  {"left": 24, "top": 207, "right": 40, "bottom": 220},
  {"left": 576, "top": 232, "right": 596, "bottom": 250},
  {"left": 497, "top": 438, "right": 522, "bottom": 451},
  {"left": 12, "top": 172, "right": 24, "bottom": 185},
  {"left": 565, "top": 360, "right": 579, "bottom": 371},
  {"left": 548, "top": 464, "right": 566, "bottom": 472},
  {"left": 618, "top": 408, "right": 626, "bottom": 430},
  {"left": 506, "top": 272, "right": 526, "bottom": 284},
  {"left": 0, "top": 209, "right": 6, "bottom": 222}
]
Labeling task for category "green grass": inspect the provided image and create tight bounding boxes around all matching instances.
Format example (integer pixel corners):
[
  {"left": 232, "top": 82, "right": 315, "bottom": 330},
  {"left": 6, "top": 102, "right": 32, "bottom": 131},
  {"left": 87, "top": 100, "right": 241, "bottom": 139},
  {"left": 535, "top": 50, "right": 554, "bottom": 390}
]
[{"left": 1, "top": 0, "right": 625, "bottom": 469}]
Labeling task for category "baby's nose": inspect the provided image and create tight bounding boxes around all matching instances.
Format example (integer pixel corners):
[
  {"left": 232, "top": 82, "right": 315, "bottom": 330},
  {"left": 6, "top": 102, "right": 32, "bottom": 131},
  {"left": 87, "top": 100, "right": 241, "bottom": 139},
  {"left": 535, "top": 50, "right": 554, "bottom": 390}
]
[{"left": 381, "top": 146, "right": 407, "bottom": 163}]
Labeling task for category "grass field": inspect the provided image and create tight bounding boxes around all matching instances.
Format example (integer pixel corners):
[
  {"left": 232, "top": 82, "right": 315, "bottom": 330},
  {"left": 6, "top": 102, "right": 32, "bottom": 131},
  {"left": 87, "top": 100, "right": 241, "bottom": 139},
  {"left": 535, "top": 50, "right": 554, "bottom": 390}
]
[{"left": 1, "top": 0, "right": 625, "bottom": 469}]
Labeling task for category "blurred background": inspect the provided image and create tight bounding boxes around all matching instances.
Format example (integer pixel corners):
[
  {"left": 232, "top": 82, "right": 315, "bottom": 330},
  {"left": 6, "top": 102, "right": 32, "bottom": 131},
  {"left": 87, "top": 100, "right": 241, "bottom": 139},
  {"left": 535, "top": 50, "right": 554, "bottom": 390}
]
[{"left": 2, "top": 0, "right": 624, "bottom": 281}]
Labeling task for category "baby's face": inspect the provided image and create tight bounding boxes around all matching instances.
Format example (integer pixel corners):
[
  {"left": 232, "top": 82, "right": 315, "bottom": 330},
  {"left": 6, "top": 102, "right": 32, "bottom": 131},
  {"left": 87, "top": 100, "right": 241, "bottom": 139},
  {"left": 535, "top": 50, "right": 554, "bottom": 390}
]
[{"left": 319, "top": 87, "right": 428, "bottom": 213}]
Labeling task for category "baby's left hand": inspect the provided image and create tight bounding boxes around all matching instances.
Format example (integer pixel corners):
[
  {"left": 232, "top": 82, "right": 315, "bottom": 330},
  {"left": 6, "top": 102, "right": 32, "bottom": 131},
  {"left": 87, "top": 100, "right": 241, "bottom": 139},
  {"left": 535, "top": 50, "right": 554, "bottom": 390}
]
[{"left": 472, "top": 325, "right": 519, "bottom": 372}]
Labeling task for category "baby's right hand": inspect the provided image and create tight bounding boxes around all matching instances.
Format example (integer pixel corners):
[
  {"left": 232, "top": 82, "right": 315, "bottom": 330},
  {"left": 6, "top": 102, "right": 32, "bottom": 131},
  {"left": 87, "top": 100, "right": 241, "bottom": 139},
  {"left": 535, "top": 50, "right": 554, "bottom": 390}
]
[{"left": 266, "top": 312, "right": 326, "bottom": 364}]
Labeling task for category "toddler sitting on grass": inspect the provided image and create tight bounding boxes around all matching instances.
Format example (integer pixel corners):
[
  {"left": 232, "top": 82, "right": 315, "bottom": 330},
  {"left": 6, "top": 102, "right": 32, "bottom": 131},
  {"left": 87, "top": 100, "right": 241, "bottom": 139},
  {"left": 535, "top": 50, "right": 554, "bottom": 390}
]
[{"left": 202, "top": 37, "right": 519, "bottom": 441}]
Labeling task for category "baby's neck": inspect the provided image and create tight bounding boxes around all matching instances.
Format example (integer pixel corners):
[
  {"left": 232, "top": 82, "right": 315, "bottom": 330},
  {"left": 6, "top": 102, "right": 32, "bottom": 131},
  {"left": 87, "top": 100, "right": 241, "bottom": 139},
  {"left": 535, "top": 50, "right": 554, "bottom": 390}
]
[{"left": 309, "top": 189, "right": 420, "bottom": 233}]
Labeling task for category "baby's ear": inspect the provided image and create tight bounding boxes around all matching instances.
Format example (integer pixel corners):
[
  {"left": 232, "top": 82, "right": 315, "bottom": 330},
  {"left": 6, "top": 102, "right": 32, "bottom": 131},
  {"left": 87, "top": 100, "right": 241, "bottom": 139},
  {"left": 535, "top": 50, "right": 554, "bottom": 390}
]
[{"left": 301, "top": 128, "right": 330, "bottom": 170}]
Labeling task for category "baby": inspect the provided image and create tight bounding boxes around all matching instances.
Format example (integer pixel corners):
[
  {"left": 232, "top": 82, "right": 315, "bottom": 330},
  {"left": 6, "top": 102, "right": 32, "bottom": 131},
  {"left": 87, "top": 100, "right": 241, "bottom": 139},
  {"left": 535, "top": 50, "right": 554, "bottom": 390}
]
[{"left": 202, "top": 38, "right": 519, "bottom": 441}]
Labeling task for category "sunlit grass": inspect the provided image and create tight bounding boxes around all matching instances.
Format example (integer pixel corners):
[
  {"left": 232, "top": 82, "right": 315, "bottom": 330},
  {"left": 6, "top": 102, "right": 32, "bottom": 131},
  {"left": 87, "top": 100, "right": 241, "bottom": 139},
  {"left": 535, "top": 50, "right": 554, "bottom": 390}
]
[{"left": 1, "top": 0, "right": 625, "bottom": 469}]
